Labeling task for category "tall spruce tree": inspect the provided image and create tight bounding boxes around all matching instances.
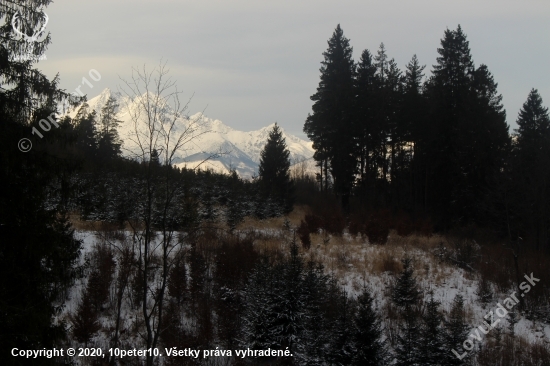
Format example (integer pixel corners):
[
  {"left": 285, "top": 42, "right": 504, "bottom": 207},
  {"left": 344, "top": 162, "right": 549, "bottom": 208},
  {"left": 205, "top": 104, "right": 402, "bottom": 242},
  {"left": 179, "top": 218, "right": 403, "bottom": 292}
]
[
  {"left": 354, "top": 49, "right": 379, "bottom": 203},
  {"left": 74, "top": 103, "right": 98, "bottom": 159},
  {"left": 0, "top": 2, "right": 82, "bottom": 364},
  {"left": 425, "top": 25, "right": 509, "bottom": 227},
  {"left": 304, "top": 24, "right": 356, "bottom": 207},
  {"left": 402, "top": 55, "right": 427, "bottom": 212},
  {"left": 373, "top": 44, "right": 391, "bottom": 199},
  {"left": 97, "top": 95, "right": 122, "bottom": 160},
  {"left": 258, "top": 123, "right": 294, "bottom": 212},
  {"left": 425, "top": 25, "right": 475, "bottom": 227},
  {"left": 385, "top": 59, "right": 404, "bottom": 207},
  {"left": 460, "top": 64, "right": 509, "bottom": 223},
  {"left": 512, "top": 89, "right": 550, "bottom": 250}
]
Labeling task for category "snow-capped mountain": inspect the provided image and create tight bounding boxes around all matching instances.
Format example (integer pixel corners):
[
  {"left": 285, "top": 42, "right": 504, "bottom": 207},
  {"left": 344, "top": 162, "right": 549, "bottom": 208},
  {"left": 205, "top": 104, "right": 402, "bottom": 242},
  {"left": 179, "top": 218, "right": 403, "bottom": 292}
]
[{"left": 65, "top": 88, "right": 314, "bottom": 178}]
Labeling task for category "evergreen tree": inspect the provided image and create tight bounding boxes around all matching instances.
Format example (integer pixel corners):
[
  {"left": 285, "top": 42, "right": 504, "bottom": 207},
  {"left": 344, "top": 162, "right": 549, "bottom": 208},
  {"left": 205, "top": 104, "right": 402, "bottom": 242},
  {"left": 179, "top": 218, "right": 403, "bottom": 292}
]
[
  {"left": 425, "top": 25, "right": 509, "bottom": 227},
  {"left": 241, "top": 257, "right": 280, "bottom": 351},
  {"left": 385, "top": 58, "right": 404, "bottom": 206},
  {"left": 392, "top": 257, "right": 422, "bottom": 366},
  {"left": 258, "top": 123, "right": 294, "bottom": 212},
  {"left": 394, "top": 310, "right": 422, "bottom": 366},
  {"left": 418, "top": 293, "right": 447, "bottom": 365},
  {"left": 271, "top": 239, "right": 306, "bottom": 352},
  {"left": 70, "top": 289, "right": 101, "bottom": 348},
  {"left": 511, "top": 89, "right": 550, "bottom": 250},
  {"left": 444, "top": 295, "right": 471, "bottom": 365},
  {"left": 354, "top": 49, "right": 379, "bottom": 202},
  {"left": 402, "top": 55, "right": 427, "bottom": 212},
  {"left": 97, "top": 95, "right": 122, "bottom": 160},
  {"left": 74, "top": 103, "right": 98, "bottom": 159},
  {"left": 352, "top": 288, "right": 389, "bottom": 366},
  {"left": 327, "top": 290, "right": 356, "bottom": 366},
  {"left": 296, "top": 261, "right": 330, "bottom": 365},
  {"left": 0, "top": 2, "right": 83, "bottom": 363},
  {"left": 424, "top": 25, "right": 475, "bottom": 227},
  {"left": 391, "top": 257, "right": 421, "bottom": 308},
  {"left": 460, "top": 64, "right": 510, "bottom": 223},
  {"left": 304, "top": 24, "right": 356, "bottom": 207}
]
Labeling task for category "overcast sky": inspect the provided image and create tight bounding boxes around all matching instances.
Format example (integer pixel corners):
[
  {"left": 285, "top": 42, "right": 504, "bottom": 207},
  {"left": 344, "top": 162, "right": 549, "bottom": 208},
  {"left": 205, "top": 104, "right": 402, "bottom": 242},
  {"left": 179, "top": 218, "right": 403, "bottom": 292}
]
[{"left": 37, "top": 0, "right": 549, "bottom": 138}]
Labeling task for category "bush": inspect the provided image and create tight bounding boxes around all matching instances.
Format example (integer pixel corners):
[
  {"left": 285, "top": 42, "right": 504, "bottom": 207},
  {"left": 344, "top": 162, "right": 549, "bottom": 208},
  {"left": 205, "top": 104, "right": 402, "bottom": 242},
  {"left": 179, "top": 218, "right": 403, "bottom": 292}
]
[
  {"left": 304, "top": 214, "right": 322, "bottom": 234},
  {"left": 348, "top": 215, "right": 363, "bottom": 237},
  {"left": 394, "top": 211, "right": 414, "bottom": 237},
  {"left": 414, "top": 217, "right": 433, "bottom": 237},
  {"left": 297, "top": 220, "right": 311, "bottom": 249},
  {"left": 323, "top": 209, "right": 346, "bottom": 236},
  {"left": 364, "top": 210, "right": 391, "bottom": 244}
]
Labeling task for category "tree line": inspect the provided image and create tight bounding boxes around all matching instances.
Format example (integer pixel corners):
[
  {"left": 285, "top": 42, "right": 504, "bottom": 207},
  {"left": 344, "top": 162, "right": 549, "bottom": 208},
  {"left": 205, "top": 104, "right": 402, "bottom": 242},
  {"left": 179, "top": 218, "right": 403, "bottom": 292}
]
[{"left": 305, "top": 24, "right": 550, "bottom": 249}]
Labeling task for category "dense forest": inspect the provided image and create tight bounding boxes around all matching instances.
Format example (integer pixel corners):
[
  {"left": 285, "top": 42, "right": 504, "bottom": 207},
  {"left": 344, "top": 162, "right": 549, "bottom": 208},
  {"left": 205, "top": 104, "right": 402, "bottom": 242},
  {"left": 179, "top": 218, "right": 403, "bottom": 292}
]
[
  {"left": 304, "top": 24, "right": 549, "bottom": 251},
  {"left": 2, "top": 1, "right": 550, "bottom": 366}
]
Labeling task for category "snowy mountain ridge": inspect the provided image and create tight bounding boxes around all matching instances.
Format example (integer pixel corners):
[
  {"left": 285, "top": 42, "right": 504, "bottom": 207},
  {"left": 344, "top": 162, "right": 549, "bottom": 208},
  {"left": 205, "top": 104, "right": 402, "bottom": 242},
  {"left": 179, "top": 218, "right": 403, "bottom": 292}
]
[{"left": 66, "top": 88, "right": 314, "bottom": 178}]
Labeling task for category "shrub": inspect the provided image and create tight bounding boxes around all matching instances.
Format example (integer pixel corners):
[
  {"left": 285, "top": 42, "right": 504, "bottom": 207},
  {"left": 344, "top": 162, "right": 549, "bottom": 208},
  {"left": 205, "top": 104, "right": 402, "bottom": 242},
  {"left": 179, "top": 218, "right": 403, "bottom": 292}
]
[
  {"left": 364, "top": 210, "right": 391, "bottom": 244},
  {"left": 394, "top": 211, "right": 414, "bottom": 237},
  {"left": 323, "top": 209, "right": 346, "bottom": 236},
  {"left": 304, "top": 214, "right": 322, "bottom": 234},
  {"left": 414, "top": 217, "right": 433, "bottom": 237},
  {"left": 297, "top": 220, "right": 311, "bottom": 249},
  {"left": 348, "top": 215, "right": 363, "bottom": 237}
]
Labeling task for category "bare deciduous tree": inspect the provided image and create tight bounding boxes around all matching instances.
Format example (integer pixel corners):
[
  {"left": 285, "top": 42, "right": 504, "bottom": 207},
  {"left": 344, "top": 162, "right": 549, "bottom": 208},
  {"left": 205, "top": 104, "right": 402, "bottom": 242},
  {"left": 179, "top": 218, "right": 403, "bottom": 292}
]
[{"left": 117, "top": 61, "right": 213, "bottom": 366}]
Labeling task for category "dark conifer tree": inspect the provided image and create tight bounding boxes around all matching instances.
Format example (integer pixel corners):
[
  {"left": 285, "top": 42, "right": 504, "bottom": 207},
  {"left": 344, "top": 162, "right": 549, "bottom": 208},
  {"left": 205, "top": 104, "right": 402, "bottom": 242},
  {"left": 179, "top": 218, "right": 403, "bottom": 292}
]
[
  {"left": 444, "top": 295, "right": 471, "bottom": 365},
  {"left": 258, "top": 123, "right": 294, "bottom": 212},
  {"left": 354, "top": 49, "right": 379, "bottom": 203},
  {"left": 511, "top": 89, "right": 550, "bottom": 250},
  {"left": 402, "top": 55, "right": 427, "bottom": 212},
  {"left": 327, "top": 290, "right": 356, "bottom": 366},
  {"left": 352, "top": 288, "right": 389, "bottom": 365},
  {"left": 418, "top": 293, "right": 446, "bottom": 365},
  {"left": 392, "top": 257, "right": 422, "bottom": 366},
  {"left": 394, "top": 312, "right": 422, "bottom": 366},
  {"left": 424, "top": 25, "right": 475, "bottom": 227},
  {"left": 97, "top": 95, "right": 122, "bottom": 160},
  {"left": 74, "top": 103, "right": 99, "bottom": 159},
  {"left": 241, "top": 257, "right": 280, "bottom": 351},
  {"left": 304, "top": 24, "right": 356, "bottom": 207},
  {"left": 297, "top": 261, "right": 330, "bottom": 365},
  {"left": 425, "top": 25, "right": 509, "bottom": 227},
  {"left": 70, "top": 289, "right": 101, "bottom": 348},
  {"left": 0, "top": 2, "right": 82, "bottom": 362},
  {"left": 391, "top": 257, "right": 421, "bottom": 308},
  {"left": 460, "top": 64, "right": 510, "bottom": 223},
  {"left": 385, "top": 59, "right": 404, "bottom": 207},
  {"left": 271, "top": 239, "right": 306, "bottom": 353},
  {"left": 373, "top": 43, "right": 391, "bottom": 199}
]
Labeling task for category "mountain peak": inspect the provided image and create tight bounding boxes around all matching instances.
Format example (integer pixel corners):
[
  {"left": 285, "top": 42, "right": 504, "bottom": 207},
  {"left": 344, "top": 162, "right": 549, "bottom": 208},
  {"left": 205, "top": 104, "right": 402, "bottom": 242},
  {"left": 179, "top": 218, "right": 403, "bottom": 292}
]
[{"left": 67, "top": 91, "right": 314, "bottom": 179}]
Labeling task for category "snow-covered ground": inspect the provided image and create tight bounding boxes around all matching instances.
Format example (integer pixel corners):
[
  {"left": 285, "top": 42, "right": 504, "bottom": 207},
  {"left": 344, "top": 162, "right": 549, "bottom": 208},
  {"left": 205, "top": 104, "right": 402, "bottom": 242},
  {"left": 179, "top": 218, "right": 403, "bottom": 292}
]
[{"left": 60, "top": 226, "right": 550, "bottom": 363}]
